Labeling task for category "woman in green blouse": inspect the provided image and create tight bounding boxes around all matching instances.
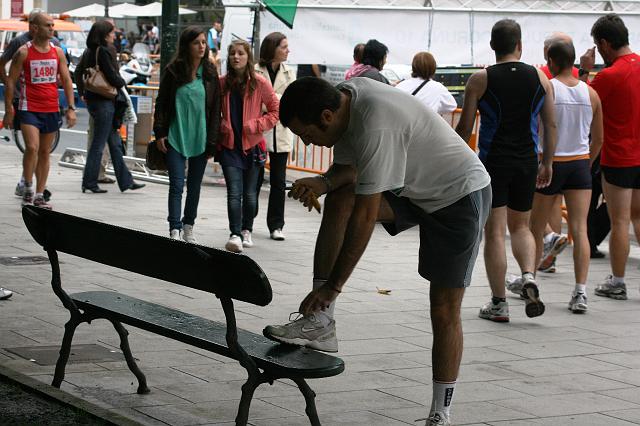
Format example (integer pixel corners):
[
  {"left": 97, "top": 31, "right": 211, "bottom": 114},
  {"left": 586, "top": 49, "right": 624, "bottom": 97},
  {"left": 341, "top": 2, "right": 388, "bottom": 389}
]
[{"left": 153, "top": 27, "right": 221, "bottom": 243}]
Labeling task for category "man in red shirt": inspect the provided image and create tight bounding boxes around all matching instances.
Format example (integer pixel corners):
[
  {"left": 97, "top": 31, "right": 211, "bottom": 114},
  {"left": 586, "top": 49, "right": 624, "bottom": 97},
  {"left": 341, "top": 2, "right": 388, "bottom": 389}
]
[
  {"left": 579, "top": 13, "right": 640, "bottom": 300},
  {"left": 2, "top": 12, "right": 76, "bottom": 209}
]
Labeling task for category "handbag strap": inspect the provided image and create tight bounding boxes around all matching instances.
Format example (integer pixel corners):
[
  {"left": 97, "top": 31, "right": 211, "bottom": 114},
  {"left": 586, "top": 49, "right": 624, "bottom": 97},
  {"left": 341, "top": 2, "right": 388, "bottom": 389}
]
[
  {"left": 411, "top": 79, "right": 429, "bottom": 96},
  {"left": 94, "top": 46, "right": 101, "bottom": 71}
]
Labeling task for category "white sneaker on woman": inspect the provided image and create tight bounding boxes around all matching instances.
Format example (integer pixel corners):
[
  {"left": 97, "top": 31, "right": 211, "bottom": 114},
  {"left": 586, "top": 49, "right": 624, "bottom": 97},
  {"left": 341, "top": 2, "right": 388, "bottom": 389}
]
[
  {"left": 169, "top": 229, "right": 181, "bottom": 240},
  {"left": 225, "top": 235, "right": 243, "bottom": 253},
  {"left": 241, "top": 230, "right": 254, "bottom": 247},
  {"left": 182, "top": 225, "right": 197, "bottom": 244}
]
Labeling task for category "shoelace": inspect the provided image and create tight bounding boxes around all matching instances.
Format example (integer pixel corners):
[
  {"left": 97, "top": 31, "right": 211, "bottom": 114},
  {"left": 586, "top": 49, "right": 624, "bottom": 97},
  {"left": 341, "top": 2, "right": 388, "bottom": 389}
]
[
  {"left": 415, "top": 412, "right": 446, "bottom": 425},
  {"left": 288, "top": 312, "right": 317, "bottom": 323}
]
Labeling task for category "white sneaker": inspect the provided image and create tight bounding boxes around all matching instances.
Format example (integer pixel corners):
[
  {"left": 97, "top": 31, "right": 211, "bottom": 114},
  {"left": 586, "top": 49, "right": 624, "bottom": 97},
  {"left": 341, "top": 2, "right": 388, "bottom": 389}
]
[
  {"left": 568, "top": 292, "right": 588, "bottom": 313},
  {"left": 270, "top": 228, "right": 285, "bottom": 241},
  {"left": 521, "top": 276, "right": 545, "bottom": 318},
  {"left": 505, "top": 274, "right": 524, "bottom": 296},
  {"left": 169, "top": 229, "right": 181, "bottom": 240},
  {"left": 225, "top": 235, "right": 243, "bottom": 253},
  {"left": 416, "top": 412, "right": 451, "bottom": 426},
  {"left": 263, "top": 313, "right": 338, "bottom": 352},
  {"left": 0, "top": 288, "right": 13, "bottom": 300},
  {"left": 182, "top": 224, "right": 197, "bottom": 244},
  {"left": 241, "top": 230, "right": 253, "bottom": 247},
  {"left": 14, "top": 182, "right": 24, "bottom": 197},
  {"left": 479, "top": 300, "right": 509, "bottom": 322}
]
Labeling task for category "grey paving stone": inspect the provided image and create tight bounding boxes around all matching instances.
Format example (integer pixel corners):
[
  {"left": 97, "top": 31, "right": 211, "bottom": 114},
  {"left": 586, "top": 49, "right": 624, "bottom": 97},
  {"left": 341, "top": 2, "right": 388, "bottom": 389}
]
[
  {"left": 490, "top": 413, "right": 639, "bottom": 425},
  {"left": 250, "top": 410, "right": 412, "bottom": 425},
  {"left": 604, "top": 409, "right": 640, "bottom": 424},
  {"left": 496, "top": 372, "right": 633, "bottom": 396},
  {"left": 378, "top": 401, "right": 534, "bottom": 425},
  {"left": 591, "top": 369, "right": 640, "bottom": 386},
  {"left": 493, "top": 392, "right": 640, "bottom": 417}
]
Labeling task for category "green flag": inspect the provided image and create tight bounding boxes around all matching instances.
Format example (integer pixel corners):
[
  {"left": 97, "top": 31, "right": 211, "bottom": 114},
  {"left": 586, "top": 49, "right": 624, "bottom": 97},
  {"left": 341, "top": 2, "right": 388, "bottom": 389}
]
[{"left": 264, "top": 0, "right": 298, "bottom": 29}]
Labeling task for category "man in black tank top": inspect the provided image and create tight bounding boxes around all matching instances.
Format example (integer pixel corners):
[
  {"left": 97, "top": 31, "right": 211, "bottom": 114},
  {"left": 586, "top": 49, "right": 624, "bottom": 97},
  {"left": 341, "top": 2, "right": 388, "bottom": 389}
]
[{"left": 456, "top": 19, "right": 557, "bottom": 323}]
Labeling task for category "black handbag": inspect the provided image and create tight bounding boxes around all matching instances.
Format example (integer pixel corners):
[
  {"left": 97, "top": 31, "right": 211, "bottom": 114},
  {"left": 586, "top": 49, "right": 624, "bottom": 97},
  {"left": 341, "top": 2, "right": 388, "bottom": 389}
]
[{"left": 146, "top": 140, "right": 167, "bottom": 171}]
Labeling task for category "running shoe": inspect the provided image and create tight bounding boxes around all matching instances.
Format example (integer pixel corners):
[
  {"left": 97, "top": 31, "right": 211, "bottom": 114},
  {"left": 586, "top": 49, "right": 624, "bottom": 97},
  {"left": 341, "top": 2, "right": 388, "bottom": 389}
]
[
  {"left": 538, "top": 258, "right": 556, "bottom": 273},
  {"left": 568, "top": 292, "right": 588, "bottom": 313},
  {"left": 0, "top": 287, "right": 13, "bottom": 300},
  {"left": 14, "top": 182, "right": 24, "bottom": 197},
  {"left": 33, "top": 196, "right": 52, "bottom": 210},
  {"left": 169, "top": 229, "right": 181, "bottom": 240},
  {"left": 594, "top": 275, "right": 627, "bottom": 300},
  {"left": 263, "top": 312, "right": 338, "bottom": 352},
  {"left": 416, "top": 412, "right": 451, "bottom": 426},
  {"left": 21, "top": 189, "right": 34, "bottom": 206},
  {"left": 538, "top": 233, "right": 568, "bottom": 271},
  {"left": 521, "top": 276, "right": 545, "bottom": 318},
  {"left": 506, "top": 274, "right": 524, "bottom": 296},
  {"left": 478, "top": 300, "right": 509, "bottom": 322},
  {"left": 225, "top": 235, "right": 243, "bottom": 253}
]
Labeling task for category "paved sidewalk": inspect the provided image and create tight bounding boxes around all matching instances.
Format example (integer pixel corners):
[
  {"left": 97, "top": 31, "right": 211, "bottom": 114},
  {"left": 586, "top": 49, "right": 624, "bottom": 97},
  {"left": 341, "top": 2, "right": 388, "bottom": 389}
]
[{"left": 1, "top": 142, "right": 640, "bottom": 425}]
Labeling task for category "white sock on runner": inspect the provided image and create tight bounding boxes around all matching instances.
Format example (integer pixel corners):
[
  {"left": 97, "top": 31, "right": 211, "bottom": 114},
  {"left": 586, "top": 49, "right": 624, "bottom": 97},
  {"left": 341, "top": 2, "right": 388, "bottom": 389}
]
[
  {"left": 613, "top": 275, "right": 625, "bottom": 285},
  {"left": 313, "top": 278, "right": 334, "bottom": 325},
  {"left": 543, "top": 233, "right": 555, "bottom": 244},
  {"left": 574, "top": 284, "right": 586, "bottom": 294},
  {"left": 430, "top": 380, "right": 456, "bottom": 418}
]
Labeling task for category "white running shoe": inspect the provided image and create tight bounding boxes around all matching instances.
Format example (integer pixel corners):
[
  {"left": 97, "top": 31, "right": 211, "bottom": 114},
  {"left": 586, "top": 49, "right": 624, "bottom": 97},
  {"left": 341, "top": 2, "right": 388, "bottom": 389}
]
[
  {"left": 416, "top": 412, "right": 451, "bottom": 426},
  {"left": 506, "top": 274, "right": 524, "bottom": 296},
  {"left": 0, "top": 288, "right": 13, "bottom": 300},
  {"left": 241, "top": 230, "right": 254, "bottom": 247},
  {"left": 182, "top": 224, "right": 197, "bottom": 244},
  {"left": 270, "top": 228, "right": 285, "bottom": 241},
  {"left": 568, "top": 292, "right": 588, "bottom": 313},
  {"left": 263, "top": 313, "right": 338, "bottom": 352},
  {"left": 478, "top": 300, "right": 509, "bottom": 322},
  {"left": 170, "top": 229, "right": 181, "bottom": 240},
  {"left": 225, "top": 235, "right": 243, "bottom": 253},
  {"left": 595, "top": 275, "right": 627, "bottom": 300},
  {"left": 538, "top": 233, "right": 568, "bottom": 271},
  {"left": 14, "top": 182, "right": 24, "bottom": 197}
]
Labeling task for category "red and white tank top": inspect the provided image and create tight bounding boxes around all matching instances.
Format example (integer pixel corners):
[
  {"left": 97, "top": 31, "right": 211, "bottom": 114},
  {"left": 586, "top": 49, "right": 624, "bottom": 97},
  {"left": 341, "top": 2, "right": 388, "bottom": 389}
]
[{"left": 18, "top": 41, "right": 60, "bottom": 113}]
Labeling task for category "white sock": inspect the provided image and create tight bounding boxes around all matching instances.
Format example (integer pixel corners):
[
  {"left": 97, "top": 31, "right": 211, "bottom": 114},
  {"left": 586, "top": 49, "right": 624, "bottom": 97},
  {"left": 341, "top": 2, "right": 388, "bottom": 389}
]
[
  {"left": 24, "top": 182, "right": 33, "bottom": 191},
  {"left": 35, "top": 192, "right": 43, "bottom": 199},
  {"left": 430, "top": 380, "right": 455, "bottom": 418},
  {"left": 19, "top": 176, "right": 25, "bottom": 185},
  {"left": 574, "top": 284, "right": 586, "bottom": 294},
  {"left": 313, "top": 278, "right": 334, "bottom": 325},
  {"left": 613, "top": 275, "right": 625, "bottom": 285},
  {"left": 543, "top": 233, "right": 555, "bottom": 244}
]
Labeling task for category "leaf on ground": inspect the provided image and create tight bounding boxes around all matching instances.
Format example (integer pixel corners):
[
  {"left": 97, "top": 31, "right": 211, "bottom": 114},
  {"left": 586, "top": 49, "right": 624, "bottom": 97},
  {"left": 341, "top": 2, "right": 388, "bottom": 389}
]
[{"left": 376, "top": 287, "right": 392, "bottom": 295}]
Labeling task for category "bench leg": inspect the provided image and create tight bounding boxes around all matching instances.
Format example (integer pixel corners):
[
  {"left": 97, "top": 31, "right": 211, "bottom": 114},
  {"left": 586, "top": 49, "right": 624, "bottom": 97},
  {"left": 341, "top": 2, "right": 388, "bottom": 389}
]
[
  {"left": 293, "top": 378, "right": 321, "bottom": 426},
  {"left": 235, "top": 377, "right": 260, "bottom": 425},
  {"left": 109, "top": 320, "right": 150, "bottom": 394},
  {"left": 52, "top": 319, "right": 80, "bottom": 388}
]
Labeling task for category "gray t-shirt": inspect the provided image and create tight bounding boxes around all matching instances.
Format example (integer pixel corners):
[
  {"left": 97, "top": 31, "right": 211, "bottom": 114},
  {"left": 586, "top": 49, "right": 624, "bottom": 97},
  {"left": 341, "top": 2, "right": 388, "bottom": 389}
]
[{"left": 334, "top": 77, "right": 490, "bottom": 213}]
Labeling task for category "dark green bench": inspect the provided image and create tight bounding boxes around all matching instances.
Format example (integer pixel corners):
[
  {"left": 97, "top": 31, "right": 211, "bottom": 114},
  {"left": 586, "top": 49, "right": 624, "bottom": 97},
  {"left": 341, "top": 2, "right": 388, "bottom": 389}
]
[{"left": 22, "top": 205, "right": 344, "bottom": 425}]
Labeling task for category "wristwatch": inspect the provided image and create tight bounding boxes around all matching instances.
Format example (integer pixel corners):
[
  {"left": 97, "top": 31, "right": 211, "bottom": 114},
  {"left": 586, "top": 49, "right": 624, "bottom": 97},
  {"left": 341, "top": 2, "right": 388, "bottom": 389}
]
[
  {"left": 578, "top": 68, "right": 590, "bottom": 77},
  {"left": 68, "top": 105, "right": 77, "bottom": 111}
]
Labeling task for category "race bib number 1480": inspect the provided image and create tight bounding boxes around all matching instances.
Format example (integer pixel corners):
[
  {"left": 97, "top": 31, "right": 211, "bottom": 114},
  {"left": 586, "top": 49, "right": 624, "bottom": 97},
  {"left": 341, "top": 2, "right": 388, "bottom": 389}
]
[{"left": 30, "top": 59, "right": 57, "bottom": 84}]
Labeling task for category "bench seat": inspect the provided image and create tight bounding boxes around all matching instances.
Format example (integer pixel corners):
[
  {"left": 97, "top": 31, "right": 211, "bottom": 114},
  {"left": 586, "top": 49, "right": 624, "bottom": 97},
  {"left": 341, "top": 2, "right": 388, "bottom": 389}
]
[{"left": 73, "top": 291, "right": 345, "bottom": 380}]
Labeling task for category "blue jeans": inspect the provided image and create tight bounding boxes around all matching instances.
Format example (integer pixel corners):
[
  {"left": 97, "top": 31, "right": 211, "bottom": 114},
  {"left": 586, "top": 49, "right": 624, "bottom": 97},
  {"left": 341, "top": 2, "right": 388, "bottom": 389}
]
[
  {"left": 222, "top": 165, "right": 261, "bottom": 236},
  {"left": 166, "top": 144, "right": 208, "bottom": 230},
  {"left": 83, "top": 98, "right": 133, "bottom": 191}
]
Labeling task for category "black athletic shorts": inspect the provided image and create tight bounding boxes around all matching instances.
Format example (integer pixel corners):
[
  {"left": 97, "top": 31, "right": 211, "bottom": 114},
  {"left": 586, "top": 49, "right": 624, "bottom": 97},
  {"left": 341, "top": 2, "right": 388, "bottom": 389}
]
[
  {"left": 537, "top": 159, "right": 592, "bottom": 195},
  {"left": 602, "top": 165, "right": 640, "bottom": 189},
  {"left": 381, "top": 184, "right": 491, "bottom": 288},
  {"left": 484, "top": 163, "right": 538, "bottom": 211}
]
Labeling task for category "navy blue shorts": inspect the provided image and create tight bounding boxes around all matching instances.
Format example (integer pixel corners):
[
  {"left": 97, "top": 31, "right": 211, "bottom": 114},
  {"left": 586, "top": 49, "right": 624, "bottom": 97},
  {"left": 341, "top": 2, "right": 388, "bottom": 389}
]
[
  {"left": 381, "top": 185, "right": 492, "bottom": 288},
  {"left": 536, "top": 159, "right": 592, "bottom": 195},
  {"left": 484, "top": 163, "right": 538, "bottom": 211},
  {"left": 602, "top": 166, "right": 640, "bottom": 189},
  {"left": 17, "top": 111, "right": 61, "bottom": 134}
]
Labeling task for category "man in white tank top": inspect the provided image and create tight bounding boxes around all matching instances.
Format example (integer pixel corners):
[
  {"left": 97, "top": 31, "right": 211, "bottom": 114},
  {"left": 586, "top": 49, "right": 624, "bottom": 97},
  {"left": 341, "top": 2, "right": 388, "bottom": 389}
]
[{"left": 529, "top": 41, "right": 603, "bottom": 313}]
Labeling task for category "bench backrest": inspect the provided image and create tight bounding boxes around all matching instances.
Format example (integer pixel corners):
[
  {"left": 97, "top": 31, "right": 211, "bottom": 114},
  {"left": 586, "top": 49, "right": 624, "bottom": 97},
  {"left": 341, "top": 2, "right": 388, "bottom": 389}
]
[{"left": 22, "top": 206, "right": 272, "bottom": 306}]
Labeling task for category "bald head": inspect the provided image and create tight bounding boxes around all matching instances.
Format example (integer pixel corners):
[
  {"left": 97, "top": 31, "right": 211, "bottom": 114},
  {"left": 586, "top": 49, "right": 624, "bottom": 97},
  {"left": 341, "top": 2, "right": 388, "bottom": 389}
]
[
  {"left": 28, "top": 10, "right": 49, "bottom": 25},
  {"left": 544, "top": 32, "right": 573, "bottom": 58}
]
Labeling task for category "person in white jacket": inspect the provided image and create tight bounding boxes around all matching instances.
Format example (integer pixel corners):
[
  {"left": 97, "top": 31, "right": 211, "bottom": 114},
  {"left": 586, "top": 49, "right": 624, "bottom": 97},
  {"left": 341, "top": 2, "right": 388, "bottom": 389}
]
[
  {"left": 396, "top": 52, "right": 457, "bottom": 115},
  {"left": 255, "top": 32, "right": 296, "bottom": 241}
]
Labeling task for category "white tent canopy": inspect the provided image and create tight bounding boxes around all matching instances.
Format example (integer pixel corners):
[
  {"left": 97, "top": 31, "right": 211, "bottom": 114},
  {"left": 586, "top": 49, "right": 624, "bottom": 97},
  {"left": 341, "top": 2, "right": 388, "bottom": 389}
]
[
  {"left": 247, "top": 0, "right": 640, "bottom": 66},
  {"left": 135, "top": 2, "right": 197, "bottom": 16},
  {"left": 109, "top": 3, "right": 146, "bottom": 17},
  {"left": 63, "top": 3, "right": 124, "bottom": 18}
]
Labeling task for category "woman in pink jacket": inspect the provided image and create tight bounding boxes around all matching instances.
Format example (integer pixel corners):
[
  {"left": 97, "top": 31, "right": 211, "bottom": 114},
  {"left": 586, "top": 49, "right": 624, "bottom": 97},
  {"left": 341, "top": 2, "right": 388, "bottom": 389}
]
[{"left": 218, "top": 40, "right": 279, "bottom": 253}]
